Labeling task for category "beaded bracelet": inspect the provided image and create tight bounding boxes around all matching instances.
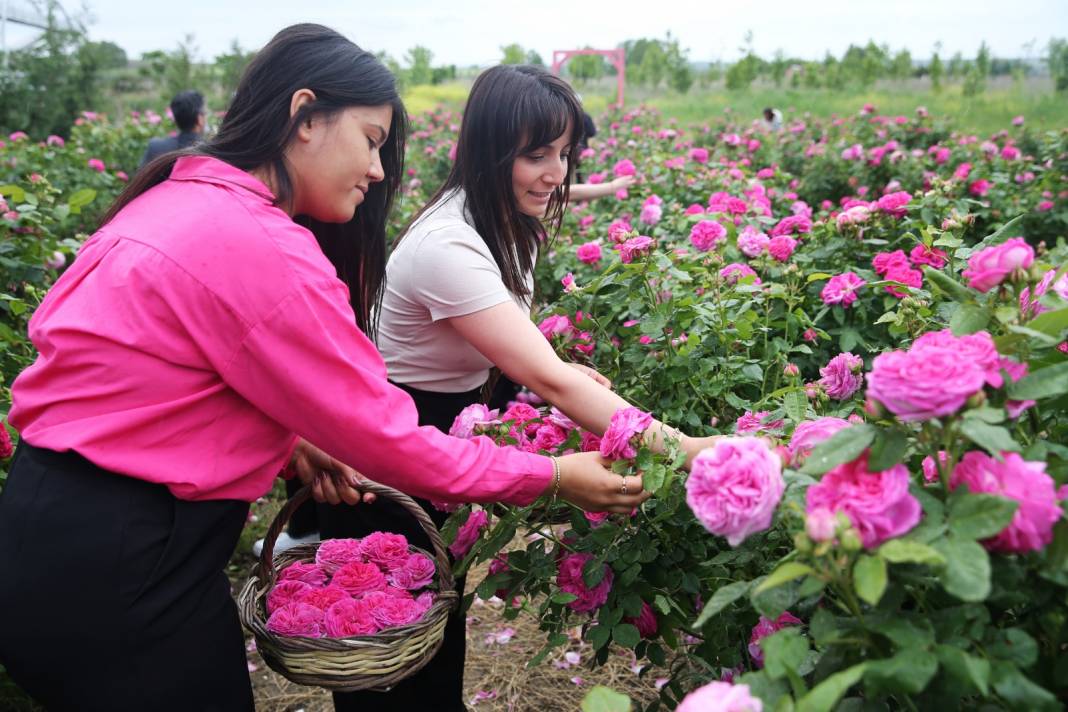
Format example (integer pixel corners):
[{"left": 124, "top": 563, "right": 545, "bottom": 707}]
[{"left": 549, "top": 456, "right": 562, "bottom": 503}]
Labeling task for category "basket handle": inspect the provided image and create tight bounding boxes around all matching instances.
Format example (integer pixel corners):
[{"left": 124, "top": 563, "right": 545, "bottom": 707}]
[{"left": 257, "top": 481, "right": 456, "bottom": 595}]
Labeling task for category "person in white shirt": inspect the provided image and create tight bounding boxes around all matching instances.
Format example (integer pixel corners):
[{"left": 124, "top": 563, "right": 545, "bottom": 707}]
[{"left": 320, "top": 64, "right": 718, "bottom": 712}]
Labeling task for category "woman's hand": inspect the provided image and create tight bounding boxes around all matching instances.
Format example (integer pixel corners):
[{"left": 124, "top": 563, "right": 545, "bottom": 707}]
[
  {"left": 610, "top": 175, "right": 637, "bottom": 192},
  {"left": 566, "top": 362, "right": 612, "bottom": 388},
  {"left": 554, "top": 451, "right": 651, "bottom": 513},
  {"left": 290, "top": 438, "right": 377, "bottom": 506}
]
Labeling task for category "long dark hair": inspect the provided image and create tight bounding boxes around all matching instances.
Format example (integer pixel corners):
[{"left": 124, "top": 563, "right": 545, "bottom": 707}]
[
  {"left": 407, "top": 64, "right": 583, "bottom": 298},
  {"left": 101, "top": 24, "right": 407, "bottom": 337}
]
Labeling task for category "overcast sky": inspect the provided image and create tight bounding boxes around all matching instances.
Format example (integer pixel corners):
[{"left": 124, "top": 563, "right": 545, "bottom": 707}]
[{"left": 7, "top": 0, "right": 1066, "bottom": 66}]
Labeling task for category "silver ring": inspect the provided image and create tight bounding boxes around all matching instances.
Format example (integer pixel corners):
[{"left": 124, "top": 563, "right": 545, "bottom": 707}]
[{"left": 620, "top": 477, "right": 628, "bottom": 496}]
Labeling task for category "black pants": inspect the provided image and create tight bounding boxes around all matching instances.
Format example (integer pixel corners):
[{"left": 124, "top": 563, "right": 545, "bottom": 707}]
[
  {"left": 0, "top": 443, "right": 253, "bottom": 711},
  {"left": 321, "top": 383, "right": 482, "bottom": 712}
]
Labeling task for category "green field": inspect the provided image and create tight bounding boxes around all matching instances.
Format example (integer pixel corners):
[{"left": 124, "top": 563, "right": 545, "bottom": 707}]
[{"left": 405, "top": 77, "right": 1067, "bottom": 135}]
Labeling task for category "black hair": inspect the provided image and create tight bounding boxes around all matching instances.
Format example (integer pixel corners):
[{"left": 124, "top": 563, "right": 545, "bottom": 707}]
[
  {"left": 101, "top": 24, "right": 407, "bottom": 337},
  {"left": 404, "top": 64, "right": 583, "bottom": 298},
  {"left": 170, "top": 90, "right": 205, "bottom": 132}
]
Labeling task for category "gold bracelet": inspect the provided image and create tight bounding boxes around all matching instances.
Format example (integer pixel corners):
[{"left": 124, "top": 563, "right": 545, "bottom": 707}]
[{"left": 549, "top": 456, "right": 562, "bottom": 503}]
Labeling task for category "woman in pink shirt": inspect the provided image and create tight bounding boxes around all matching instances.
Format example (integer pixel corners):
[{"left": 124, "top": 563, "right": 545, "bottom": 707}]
[{"left": 0, "top": 25, "right": 648, "bottom": 711}]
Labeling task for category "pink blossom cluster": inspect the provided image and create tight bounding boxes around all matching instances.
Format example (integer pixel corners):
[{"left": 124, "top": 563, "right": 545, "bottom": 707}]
[
  {"left": 265, "top": 536, "right": 437, "bottom": 638},
  {"left": 819, "top": 352, "right": 864, "bottom": 400},
  {"left": 599, "top": 407, "right": 653, "bottom": 460},
  {"left": 820, "top": 272, "right": 866, "bottom": 307},
  {"left": 871, "top": 249, "right": 923, "bottom": 297},
  {"left": 556, "top": 552, "right": 613, "bottom": 613}
]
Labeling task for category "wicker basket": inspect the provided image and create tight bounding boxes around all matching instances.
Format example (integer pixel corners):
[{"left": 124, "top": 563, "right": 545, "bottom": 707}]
[{"left": 237, "top": 482, "right": 459, "bottom": 691}]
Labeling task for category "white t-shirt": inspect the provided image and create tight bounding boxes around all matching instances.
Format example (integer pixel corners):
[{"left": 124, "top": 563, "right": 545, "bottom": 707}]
[{"left": 377, "top": 190, "right": 534, "bottom": 392}]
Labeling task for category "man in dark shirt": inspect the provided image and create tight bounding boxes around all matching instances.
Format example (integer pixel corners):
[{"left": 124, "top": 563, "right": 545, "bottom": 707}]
[{"left": 139, "top": 90, "right": 206, "bottom": 169}]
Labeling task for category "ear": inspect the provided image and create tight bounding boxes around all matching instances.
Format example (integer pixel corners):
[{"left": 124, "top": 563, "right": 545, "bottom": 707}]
[{"left": 290, "top": 88, "right": 318, "bottom": 143}]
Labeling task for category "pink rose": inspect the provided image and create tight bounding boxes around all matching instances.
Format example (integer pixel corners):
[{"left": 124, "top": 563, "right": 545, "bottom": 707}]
[
  {"left": 876, "top": 191, "right": 911, "bottom": 217},
  {"left": 821, "top": 272, "right": 866, "bottom": 307},
  {"left": 625, "top": 601, "right": 658, "bottom": 638},
  {"left": 0, "top": 422, "right": 12, "bottom": 460},
  {"left": 532, "top": 422, "right": 569, "bottom": 452},
  {"left": 538, "top": 314, "right": 574, "bottom": 340},
  {"left": 576, "top": 241, "right": 603, "bottom": 265},
  {"left": 737, "top": 226, "right": 770, "bottom": 257},
  {"left": 599, "top": 407, "right": 653, "bottom": 460},
  {"left": 867, "top": 342, "right": 986, "bottom": 421},
  {"left": 872, "top": 250, "right": 910, "bottom": 276},
  {"left": 767, "top": 235, "right": 797, "bottom": 262},
  {"left": 922, "top": 451, "right": 949, "bottom": 484},
  {"left": 969, "top": 179, "right": 991, "bottom": 196},
  {"left": 556, "top": 553, "right": 613, "bottom": 613},
  {"left": 279, "top": 561, "right": 328, "bottom": 587},
  {"left": 819, "top": 352, "right": 864, "bottom": 400},
  {"left": 297, "top": 585, "right": 349, "bottom": 611},
  {"left": 448, "top": 403, "right": 501, "bottom": 438},
  {"left": 362, "top": 589, "right": 426, "bottom": 629},
  {"left": 721, "top": 263, "right": 760, "bottom": 285},
  {"left": 579, "top": 430, "right": 602, "bottom": 453},
  {"left": 734, "top": 411, "right": 784, "bottom": 435},
  {"left": 690, "top": 147, "right": 710, "bottom": 163},
  {"left": 677, "top": 682, "right": 763, "bottom": 712},
  {"left": 266, "top": 602, "right": 325, "bottom": 638},
  {"left": 883, "top": 265, "right": 923, "bottom": 297},
  {"left": 686, "top": 437, "right": 784, "bottom": 546},
  {"left": 909, "top": 244, "right": 948, "bottom": 269},
  {"left": 389, "top": 553, "right": 436, "bottom": 590},
  {"left": 690, "top": 220, "right": 727, "bottom": 252},
  {"left": 617, "top": 235, "right": 654, "bottom": 263},
  {"left": 87, "top": 158, "right": 106, "bottom": 172},
  {"left": 488, "top": 554, "right": 512, "bottom": 599},
  {"left": 324, "top": 597, "right": 380, "bottom": 637},
  {"left": 613, "top": 159, "right": 636, "bottom": 177},
  {"left": 267, "top": 580, "right": 314, "bottom": 614},
  {"left": 770, "top": 214, "right": 811, "bottom": 237},
  {"left": 607, "top": 219, "right": 633, "bottom": 243},
  {"left": 912, "top": 329, "right": 1000, "bottom": 386},
  {"left": 961, "top": 237, "right": 1035, "bottom": 293},
  {"left": 805, "top": 508, "right": 837, "bottom": 542},
  {"left": 359, "top": 532, "right": 411, "bottom": 570},
  {"left": 449, "top": 509, "right": 489, "bottom": 558},
  {"left": 951, "top": 451, "right": 1063, "bottom": 553},
  {"left": 333, "top": 561, "right": 388, "bottom": 596},
  {"left": 805, "top": 453, "right": 921, "bottom": 548},
  {"left": 314, "top": 538, "right": 365, "bottom": 574},
  {"left": 748, "top": 612, "right": 803, "bottom": 666},
  {"left": 788, "top": 417, "right": 851, "bottom": 466},
  {"left": 639, "top": 202, "right": 662, "bottom": 225}
]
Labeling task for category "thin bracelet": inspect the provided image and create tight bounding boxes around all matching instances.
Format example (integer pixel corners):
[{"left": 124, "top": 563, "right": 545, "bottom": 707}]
[{"left": 549, "top": 456, "right": 562, "bottom": 503}]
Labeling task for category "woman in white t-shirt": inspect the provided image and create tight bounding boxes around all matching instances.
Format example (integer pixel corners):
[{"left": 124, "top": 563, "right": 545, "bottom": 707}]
[{"left": 320, "top": 65, "right": 717, "bottom": 711}]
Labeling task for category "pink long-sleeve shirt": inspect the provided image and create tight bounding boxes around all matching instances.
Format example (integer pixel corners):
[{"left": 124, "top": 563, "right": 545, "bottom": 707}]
[{"left": 9, "top": 156, "right": 551, "bottom": 503}]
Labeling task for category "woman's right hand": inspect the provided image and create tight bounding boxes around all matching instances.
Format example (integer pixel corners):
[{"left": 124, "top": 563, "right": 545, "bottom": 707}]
[{"left": 553, "top": 451, "right": 651, "bottom": 513}]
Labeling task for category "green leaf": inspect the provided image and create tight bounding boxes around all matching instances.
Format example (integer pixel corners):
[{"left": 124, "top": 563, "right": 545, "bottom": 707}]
[
  {"left": 866, "top": 615, "right": 935, "bottom": 650},
  {"left": 935, "top": 536, "right": 991, "bottom": 602},
  {"left": 67, "top": 188, "right": 97, "bottom": 210},
  {"left": 1025, "top": 305, "right": 1068, "bottom": 339},
  {"left": 863, "top": 649, "right": 939, "bottom": 695},
  {"left": 991, "top": 661, "right": 1060, "bottom": 712},
  {"left": 959, "top": 419, "right": 1021, "bottom": 456},
  {"left": 762, "top": 628, "right": 811, "bottom": 681},
  {"left": 866, "top": 428, "right": 909, "bottom": 471},
  {"left": 948, "top": 493, "right": 1019, "bottom": 540},
  {"left": 612, "top": 623, "right": 640, "bottom": 649},
  {"left": 642, "top": 463, "right": 667, "bottom": 495},
  {"left": 806, "top": 272, "right": 834, "bottom": 283},
  {"left": 551, "top": 591, "right": 579, "bottom": 604},
  {"left": 755, "top": 562, "right": 815, "bottom": 594},
  {"left": 800, "top": 425, "right": 876, "bottom": 475},
  {"left": 581, "top": 686, "right": 633, "bottom": 712},
  {"left": 950, "top": 304, "right": 992, "bottom": 335},
  {"left": 1007, "top": 362, "right": 1068, "bottom": 401},
  {"left": 987, "top": 628, "right": 1038, "bottom": 667},
  {"left": 878, "top": 539, "right": 946, "bottom": 567},
  {"left": 0, "top": 183, "right": 26, "bottom": 203},
  {"left": 853, "top": 555, "right": 887, "bottom": 606},
  {"left": 796, "top": 663, "right": 868, "bottom": 712},
  {"left": 936, "top": 645, "right": 990, "bottom": 695},
  {"left": 588, "top": 624, "right": 611, "bottom": 651},
  {"left": 783, "top": 390, "right": 807, "bottom": 424},
  {"left": 922, "top": 266, "right": 973, "bottom": 303},
  {"left": 957, "top": 214, "right": 1024, "bottom": 258},
  {"left": 963, "top": 406, "right": 1006, "bottom": 424},
  {"left": 694, "top": 580, "right": 751, "bottom": 628}
]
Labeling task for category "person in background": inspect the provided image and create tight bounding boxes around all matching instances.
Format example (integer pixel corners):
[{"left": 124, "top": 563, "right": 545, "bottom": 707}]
[
  {"left": 762, "top": 106, "right": 784, "bottom": 131},
  {"left": 139, "top": 90, "right": 207, "bottom": 168}
]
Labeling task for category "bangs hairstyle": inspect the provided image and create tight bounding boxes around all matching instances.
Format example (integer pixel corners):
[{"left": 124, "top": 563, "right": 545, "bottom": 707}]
[
  {"left": 408, "top": 64, "right": 584, "bottom": 298},
  {"left": 100, "top": 23, "right": 407, "bottom": 339}
]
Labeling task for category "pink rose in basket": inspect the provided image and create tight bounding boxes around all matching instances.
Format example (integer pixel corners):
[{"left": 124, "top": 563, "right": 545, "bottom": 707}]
[
  {"left": 267, "top": 580, "right": 315, "bottom": 614},
  {"left": 599, "top": 407, "right": 653, "bottom": 460},
  {"left": 278, "top": 561, "right": 328, "bottom": 587},
  {"left": 364, "top": 590, "right": 427, "bottom": 629},
  {"left": 324, "top": 597, "right": 380, "bottom": 637},
  {"left": 333, "top": 561, "right": 388, "bottom": 596},
  {"left": 414, "top": 591, "right": 436, "bottom": 616},
  {"left": 359, "top": 532, "right": 411, "bottom": 570},
  {"left": 315, "top": 538, "right": 365, "bottom": 574},
  {"left": 266, "top": 601, "right": 325, "bottom": 638},
  {"left": 298, "top": 585, "right": 349, "bottom": 611},
  {"left": 389, "top": 553, "right": 436, "bottom": 590}
]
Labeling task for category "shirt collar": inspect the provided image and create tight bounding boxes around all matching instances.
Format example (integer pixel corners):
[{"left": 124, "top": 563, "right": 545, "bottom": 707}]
[{"left": 169, "top": 156, "right": 276, "bottom": 205}]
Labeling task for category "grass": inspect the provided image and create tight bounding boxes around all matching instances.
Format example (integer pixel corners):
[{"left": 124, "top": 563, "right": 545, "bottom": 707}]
[{"left": 403, "top": 77, "right": 1068, "bottom": 136}]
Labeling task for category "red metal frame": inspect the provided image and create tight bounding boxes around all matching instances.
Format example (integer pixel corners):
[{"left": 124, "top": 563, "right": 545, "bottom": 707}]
[{"left": 551, "top": 48, "right": 626, "bottom": 109}]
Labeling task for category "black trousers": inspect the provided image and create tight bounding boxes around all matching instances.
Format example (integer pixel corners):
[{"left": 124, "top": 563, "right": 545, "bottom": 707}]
[
  {"left": 321, "top": 382, "right": 482, "bottom": 712},
  {"left": 0, "top": 443, "right": 253, "bottom": 711}
]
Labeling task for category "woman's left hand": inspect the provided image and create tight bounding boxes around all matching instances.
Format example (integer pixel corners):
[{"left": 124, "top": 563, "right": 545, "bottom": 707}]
[
  {"left": 566, "top": 362, "right": 612, "bottom": 388},
  {"left": 290, "top": 438, "right": 377, "bottom": 506}
]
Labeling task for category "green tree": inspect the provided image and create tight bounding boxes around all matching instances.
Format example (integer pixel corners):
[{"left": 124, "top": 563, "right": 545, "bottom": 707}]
[
  {"left": 890, "top": 49, "right": 913, "bottom": 80},
  {"left": 929, "top": 51, "right": 944, "bottom": 91},
  {"left": 404, "top": 45, "right": 434, "bottom": 86},
  {"left": 567, "top": 50, "right": 606, "bottom": 84},
  {"left": 664, "top": 34, "right": 693, "bottom": 94},
  {"left": 500, "top": 43, "right": 525, "bottom": 65},
  {"left": 1047, "top": 38, "right": 1068, "bottom": 92},
  {"left": 525, "top": 50, "right": 544, "bottom": 66},
  {"left": 636, "top": 42, "right": 667, "bottom": 87},
  {"left": 214, "top": 40, "right": 254, "bottom": 100},
  {"left": 80, "top": 41, "right": 127, "bottom": 71},
  {"left": 769, "top": 50, "right": 789, "bottom": 87}
]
